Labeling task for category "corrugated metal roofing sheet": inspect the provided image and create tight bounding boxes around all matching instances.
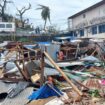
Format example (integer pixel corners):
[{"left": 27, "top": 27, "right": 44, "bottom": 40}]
[{"left": 1, "top": 87, "right": 33, "bottom": 105}]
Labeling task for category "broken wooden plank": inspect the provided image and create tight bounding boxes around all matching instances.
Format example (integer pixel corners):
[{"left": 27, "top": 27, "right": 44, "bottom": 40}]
[
  {"left": 14, "top": 61, "right": 29, "bottom": 81},
  {"left": 40, "top": 53, "right": 45, "bottom": 86},
  {"left": 44, "top": 51, "right": 82, "bottom": 96},
  {"left": 31, "top": 74, "right": 40, "bottom": 83}
]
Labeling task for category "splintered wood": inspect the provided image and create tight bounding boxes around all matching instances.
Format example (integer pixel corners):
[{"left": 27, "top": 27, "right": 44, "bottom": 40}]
[
  {"left": 31, "top": 74, "right": 40, "bottom": 83},
  {"left": 0, "top": 68, "right": 3, "bottom": 77},
  {"left": 44, "top": 51, "right": 83, "bottom": 96}
]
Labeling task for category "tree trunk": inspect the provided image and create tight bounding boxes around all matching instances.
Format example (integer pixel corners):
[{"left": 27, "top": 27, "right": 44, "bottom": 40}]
[
  {"left": 1, "top": 0, "right": 7, "bottom": 21},
  {"left": 44, "top": 20, "right": 47, "bottom": 30},
  {"left": 20, "top": 15, "right": 24, "bottom": 28}
]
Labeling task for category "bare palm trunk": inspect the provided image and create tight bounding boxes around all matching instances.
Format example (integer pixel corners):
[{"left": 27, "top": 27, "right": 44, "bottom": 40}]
[{"left": 44, "top": 20, "right": 47, "bottom": 30}]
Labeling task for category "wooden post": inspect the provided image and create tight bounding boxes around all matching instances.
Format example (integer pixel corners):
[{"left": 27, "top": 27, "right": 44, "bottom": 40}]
[
  {"left": 91, "top": 48, "right": 97, "bottom": 56},
  {"left": 17, "top": 45, "right": 30, "bottom": 80},
  {"left": 75, "top": 43, "right": 79, "bottom": 58},
  {"left": 21, "top": 45, "right": 25, "bottom": 72},
  {"left": 28, "top": 51, "right": 31, "bottom": 62},
  {"left": 44, "top": 51, "right": 82, "bottom": 96},
  {"left": 40, "top": 53, "right": 45, "bottom": 86},
  {"left": 14, "top": 61, "right": 29, "bottom": 80}
]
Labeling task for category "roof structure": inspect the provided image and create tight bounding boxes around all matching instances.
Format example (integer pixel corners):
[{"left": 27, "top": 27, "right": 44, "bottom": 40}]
[{"left": 68, "top": 0, "right": 105, "bottom": 19}]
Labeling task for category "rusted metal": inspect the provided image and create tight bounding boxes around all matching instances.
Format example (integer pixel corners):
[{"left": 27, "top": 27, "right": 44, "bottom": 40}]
[
  {"left": 83, "top": 78, "right": 101, "bottom": 90},
  {"left": 0, "top": 77, "right": 25, "bottom": 82}
]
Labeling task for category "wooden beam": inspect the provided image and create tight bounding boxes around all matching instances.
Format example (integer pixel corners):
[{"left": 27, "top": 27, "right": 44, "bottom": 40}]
[
  {"left": 44, "top": 51, "right": 82, "bottom": 96},
  {"left": 0, "top": 77, "right": 25, "bottom": 82},
  {"left": 18, "top": 45, "right": 30, "bottom": 80},
  {"left": 14, "top": 61, "right": 29, "bottom": 81},
  {"left": 40, "top": 53, "right": 45, "bottom": 86}
]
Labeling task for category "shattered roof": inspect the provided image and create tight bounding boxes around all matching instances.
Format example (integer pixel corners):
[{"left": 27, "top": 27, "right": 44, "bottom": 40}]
[{"left": 0, "top": 82, "right": 33, "bottom": 105}]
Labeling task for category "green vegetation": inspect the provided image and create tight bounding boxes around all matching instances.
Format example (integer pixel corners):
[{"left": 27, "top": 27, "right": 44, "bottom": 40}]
[
  {"left": 18, "top": 37, "right": 30, "bottom": 42},
  {"left": 89, "top": 89, "right": 100, "bottom": 97}
]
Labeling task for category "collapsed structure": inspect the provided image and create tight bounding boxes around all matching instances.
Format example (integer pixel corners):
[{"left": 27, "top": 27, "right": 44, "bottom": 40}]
[{"left": 0, "top": 39, "right": 105, "bottom": 105}]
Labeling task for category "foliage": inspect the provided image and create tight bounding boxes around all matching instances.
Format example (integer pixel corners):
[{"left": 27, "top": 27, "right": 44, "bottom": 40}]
[
  {"left": 46, "top": 25, "right": 60, "bottom": 35},
  {"left": 89, "top": 89, "right": 100, "bottom": 97},
  {"left": 0, "top": 0, "right": 13, "bottom": 21},
  {"left": 18, "top": 37, "right": 29, "bottom": 42},
  {"left": 37, "top": 4, "right": 51, "bottom": 30}
]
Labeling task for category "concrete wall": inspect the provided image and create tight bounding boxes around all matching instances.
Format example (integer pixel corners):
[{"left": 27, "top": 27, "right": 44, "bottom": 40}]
[
  {"left": 71, "top": 4, "right": 105, "bottom": 28},
  {"left": 69, "top": 3, "right": 105, "bottom": 38}
]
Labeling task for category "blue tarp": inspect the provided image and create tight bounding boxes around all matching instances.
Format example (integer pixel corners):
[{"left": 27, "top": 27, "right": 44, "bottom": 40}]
[
  {"left": 54, "top": 36, "right": 71, "bottom": 40},
  {"left": 28, "top": 84, "right": 63, "bottom": 100},
  {"left": 38, "top": 42, "right": 51, "bottom": 45}
]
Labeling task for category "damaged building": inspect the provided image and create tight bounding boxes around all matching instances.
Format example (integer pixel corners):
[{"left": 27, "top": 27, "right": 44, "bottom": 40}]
[{"left": 68, "top": 0, "right": 105, "bottom": 38}]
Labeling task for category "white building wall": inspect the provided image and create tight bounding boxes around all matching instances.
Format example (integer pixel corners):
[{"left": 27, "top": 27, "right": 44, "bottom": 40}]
[
  {"left": 69, "top": 3, "right": 105, "bottom": 38},
  {"left": 72, "top": 4, "right": 105, "bottom": 28}
]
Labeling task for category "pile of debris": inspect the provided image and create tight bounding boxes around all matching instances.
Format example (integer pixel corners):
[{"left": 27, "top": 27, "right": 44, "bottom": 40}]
[{"left": 0, "top": 39, "right": 105, "bottom": 105}]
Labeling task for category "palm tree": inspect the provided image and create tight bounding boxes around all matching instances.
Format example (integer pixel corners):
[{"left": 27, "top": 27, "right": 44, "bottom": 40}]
[{"left": 37, "top": 4, "right": 51, "bottom": 30}]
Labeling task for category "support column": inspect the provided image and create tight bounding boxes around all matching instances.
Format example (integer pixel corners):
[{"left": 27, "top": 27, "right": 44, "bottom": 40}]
[{"left": 40, "top": 53, "right": 45, "bottom": 86}]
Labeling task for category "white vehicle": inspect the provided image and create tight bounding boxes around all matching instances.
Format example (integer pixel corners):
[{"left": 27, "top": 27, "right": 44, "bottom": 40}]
[{"left": 0, "top": 22, "right": 15, "bottom": 33}]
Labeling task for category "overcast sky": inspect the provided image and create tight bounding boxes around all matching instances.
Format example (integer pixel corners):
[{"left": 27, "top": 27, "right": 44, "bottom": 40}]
[{"left": 7, "top": 0, "right": 101, "bottom": 30}]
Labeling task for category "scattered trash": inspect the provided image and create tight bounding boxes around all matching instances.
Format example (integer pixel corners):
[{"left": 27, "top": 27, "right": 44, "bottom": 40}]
[
  {"left": 0, "top": 40, "right": 105, "bottom": 104},
  {"left": 8, "top": 81, "right": 29, "bottom": 98},
  {"left": 28, "top": 83, "right": 63, "bottom": 100}
]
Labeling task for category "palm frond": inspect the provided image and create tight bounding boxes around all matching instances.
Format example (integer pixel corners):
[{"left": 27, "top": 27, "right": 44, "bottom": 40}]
[
  {"left": 36, "top": 4, "right": 51, "bottom": 29},
  {"left": 38, "top": 4, "right": 47, "bottom": 8},
  {"left": 36, "top": 7, "right": 43, "bottom": 10}
]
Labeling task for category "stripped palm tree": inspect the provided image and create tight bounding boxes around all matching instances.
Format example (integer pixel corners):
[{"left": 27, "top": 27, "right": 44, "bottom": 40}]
[{"left": 37, "top": 4, "right": 51, "bottom": 30}]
